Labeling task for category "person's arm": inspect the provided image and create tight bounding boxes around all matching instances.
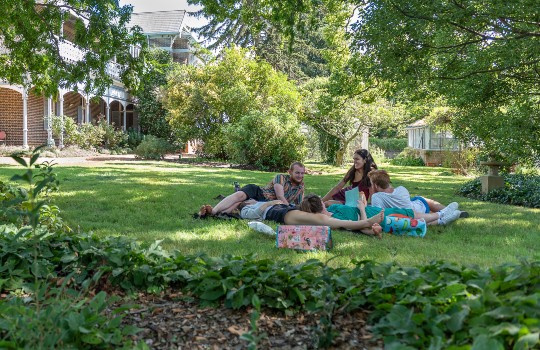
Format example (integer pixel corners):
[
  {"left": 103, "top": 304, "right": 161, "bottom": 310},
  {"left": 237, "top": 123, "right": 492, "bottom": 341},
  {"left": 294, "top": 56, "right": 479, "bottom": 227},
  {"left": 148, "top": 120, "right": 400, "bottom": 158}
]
[
  {"left": 273, "top": 183, "right": 289, "bottom": 205},
  {"left": 321, "top": 179, "right": 347, "bottom": 202}
]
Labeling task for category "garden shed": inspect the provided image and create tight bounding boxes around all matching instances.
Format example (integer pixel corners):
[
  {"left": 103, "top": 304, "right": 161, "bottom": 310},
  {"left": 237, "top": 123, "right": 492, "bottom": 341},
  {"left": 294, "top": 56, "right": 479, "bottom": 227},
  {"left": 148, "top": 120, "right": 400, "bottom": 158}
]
[{"left": 405, "top": 119, "right": 459, "bottom": 166}]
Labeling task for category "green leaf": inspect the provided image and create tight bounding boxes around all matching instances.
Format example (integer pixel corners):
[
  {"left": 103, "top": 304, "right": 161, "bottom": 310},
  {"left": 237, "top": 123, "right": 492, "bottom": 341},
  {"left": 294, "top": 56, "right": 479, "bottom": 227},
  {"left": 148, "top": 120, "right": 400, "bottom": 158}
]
[
  {"left": 483, "top": 306, "right": 518, "bottom": 319},
  {"left": 10, "top": 156, "right": 28, "bottom": 168},
  {"left": 471, "top": 334, "right": 504, "bottom": 350},
  {"left": 61, "top": 253, "right": 79, "bottom": 263},
  {"left": 230, "top": 288, "right": 245, "bottom": 309},
  {"left": 112, "top": 268, "right": 125, "bottom": 277},
  {"left": 436, "top": 283, "right": 468, "bottom": 301},
  {"left": 200, "top": 287, "right": 225, "bottom": 301},
  {"left": 513, "top": 333, "right": 539, "bottom": 350},
  {"left": 251, "top": 294, "right": 261, "bottom": 310},
  {"left": 447, "top": 308, "right": 470, "bottom": 332},
  {"left": 78, "top": 326, "right": 92, "bottom": 334},
  {"left": 29, "top": 152, "right": 40, "bottom": 166},
  {"left": 488, "top": 322, "right": 522, "bottom": 336},
  {"left": 293, "top": 287, "right": 306, "bottom": 304},
  {"left": 81, "top": 333, "right": 103, "bottom": 345}
]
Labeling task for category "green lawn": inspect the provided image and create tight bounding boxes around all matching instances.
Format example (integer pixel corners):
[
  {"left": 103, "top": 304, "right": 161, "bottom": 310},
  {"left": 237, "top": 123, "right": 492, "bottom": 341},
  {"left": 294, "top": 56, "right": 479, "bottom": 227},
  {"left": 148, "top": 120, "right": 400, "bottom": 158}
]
[{"left": 1, "top": 159, "right": 539, "bottom": 268}]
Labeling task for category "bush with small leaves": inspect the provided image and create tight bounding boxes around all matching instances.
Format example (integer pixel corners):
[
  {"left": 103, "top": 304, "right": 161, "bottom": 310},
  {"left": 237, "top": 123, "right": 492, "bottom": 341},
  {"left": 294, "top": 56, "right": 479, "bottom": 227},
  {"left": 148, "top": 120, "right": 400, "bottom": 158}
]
[{"left": 134, "top": 135, "right": 173, "bottom": 160}]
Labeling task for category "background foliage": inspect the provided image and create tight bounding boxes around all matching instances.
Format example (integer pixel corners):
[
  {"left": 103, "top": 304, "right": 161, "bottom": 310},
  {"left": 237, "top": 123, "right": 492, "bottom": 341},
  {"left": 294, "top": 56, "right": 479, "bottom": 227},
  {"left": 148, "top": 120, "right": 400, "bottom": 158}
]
[
  {"left": 0, "top": 0, "right": 145, "bottom": 95},
  {"left": 457, "top": 174, "right": 540, "bottom": 208},
  {"left": 164, "top": 47, "right": 303, "bottom": 165},
  {"left": 223, "top": 109, "right": 307, "bottom": 171}
]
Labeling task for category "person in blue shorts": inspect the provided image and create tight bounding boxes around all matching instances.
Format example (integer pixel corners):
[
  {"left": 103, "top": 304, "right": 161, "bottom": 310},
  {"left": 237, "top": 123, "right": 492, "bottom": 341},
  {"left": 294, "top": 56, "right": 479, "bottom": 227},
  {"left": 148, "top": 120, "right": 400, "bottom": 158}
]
[{"left": 368, "top": 170, "right": 465, "bottom": 225}]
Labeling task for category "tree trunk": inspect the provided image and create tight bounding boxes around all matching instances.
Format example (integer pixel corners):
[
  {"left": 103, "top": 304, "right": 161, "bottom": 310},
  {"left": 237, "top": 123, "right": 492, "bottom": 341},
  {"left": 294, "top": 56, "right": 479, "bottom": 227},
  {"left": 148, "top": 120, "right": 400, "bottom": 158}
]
[{"left": 334, "top": 144, "right": 347, "bottom": 166}]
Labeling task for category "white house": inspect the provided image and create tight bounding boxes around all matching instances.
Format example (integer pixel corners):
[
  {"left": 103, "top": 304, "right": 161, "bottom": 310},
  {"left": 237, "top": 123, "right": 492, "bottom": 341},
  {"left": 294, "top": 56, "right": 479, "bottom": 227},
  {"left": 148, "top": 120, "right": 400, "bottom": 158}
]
[{"left": 405, "top": 119, "right": 460, "bottom": 166}]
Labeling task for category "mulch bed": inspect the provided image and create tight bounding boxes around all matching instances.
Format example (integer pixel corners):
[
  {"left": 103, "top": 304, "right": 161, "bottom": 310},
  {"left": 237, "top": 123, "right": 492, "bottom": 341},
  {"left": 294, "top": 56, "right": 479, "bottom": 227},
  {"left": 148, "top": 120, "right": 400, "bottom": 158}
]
[{"left": 121, "top": 291, "right": 382, "bottom": 349}]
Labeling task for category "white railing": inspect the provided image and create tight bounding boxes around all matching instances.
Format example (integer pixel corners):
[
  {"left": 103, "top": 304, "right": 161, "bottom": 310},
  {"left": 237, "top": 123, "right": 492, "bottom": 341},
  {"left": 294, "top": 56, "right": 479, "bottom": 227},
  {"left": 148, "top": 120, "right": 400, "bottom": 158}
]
[
  {"left": 58, "top": 39, "right": 85, "bottom": 62},
  {"left": 1, "top": 37, "right": 124, "bottom": 81},
  {"left": 105, "top": 61, "right": 122, "bottom": 80}
]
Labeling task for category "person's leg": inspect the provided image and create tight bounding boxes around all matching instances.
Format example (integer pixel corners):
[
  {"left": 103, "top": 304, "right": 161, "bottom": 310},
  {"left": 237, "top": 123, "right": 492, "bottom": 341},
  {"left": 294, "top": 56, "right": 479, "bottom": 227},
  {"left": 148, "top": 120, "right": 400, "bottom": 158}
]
[
  {"left": 210, "top": 191, "right": 248, "bottom": 215},
  {"left": 422, "top": 197, "right": 455, "bottom": 212},
  {"left": 414, "top": 212, "right": 440, "bottom": 225}
]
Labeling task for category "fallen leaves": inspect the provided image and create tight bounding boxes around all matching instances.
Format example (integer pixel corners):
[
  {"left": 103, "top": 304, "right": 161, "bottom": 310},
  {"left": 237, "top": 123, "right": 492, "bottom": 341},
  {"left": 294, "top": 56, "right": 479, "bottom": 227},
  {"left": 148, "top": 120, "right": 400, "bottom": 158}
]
[{"left": 118, "top": 290, "right": 382, "bottom": 349}]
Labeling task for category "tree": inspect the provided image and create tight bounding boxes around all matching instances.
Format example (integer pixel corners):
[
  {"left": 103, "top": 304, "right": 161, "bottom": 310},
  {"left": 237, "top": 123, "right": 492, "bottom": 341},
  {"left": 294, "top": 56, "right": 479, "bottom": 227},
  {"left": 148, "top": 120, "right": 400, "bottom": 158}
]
[
  {"left": 190, "top": 0, "right": 540, "bottom": 163},
  {"left": 0, "top": 0, "right": 145, "bottom": 96},
  {"left": 188, "top": 0, "right": 329, "bottom": 81},
  {"left": 346, "top": 0, "right": 540, "bottom": 163},
  {"left": 131, "top": 49, "right": 176, "bottom": 140},
  {"left": 302, "top": 77, "right": 407, "bottom": 165},
  {"left": 163, "top": 46, "right": 302, "bottom": 158}
]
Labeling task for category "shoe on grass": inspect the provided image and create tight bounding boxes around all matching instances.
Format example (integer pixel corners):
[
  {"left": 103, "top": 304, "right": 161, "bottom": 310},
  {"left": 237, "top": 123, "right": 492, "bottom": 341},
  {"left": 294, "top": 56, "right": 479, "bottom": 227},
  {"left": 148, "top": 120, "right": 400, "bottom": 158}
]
[
  {"left": 439, "top": 204, "right": 457, "bottom": 221},
  {"left": 439, "top": 209, "right": 461, "bottom": 225}
]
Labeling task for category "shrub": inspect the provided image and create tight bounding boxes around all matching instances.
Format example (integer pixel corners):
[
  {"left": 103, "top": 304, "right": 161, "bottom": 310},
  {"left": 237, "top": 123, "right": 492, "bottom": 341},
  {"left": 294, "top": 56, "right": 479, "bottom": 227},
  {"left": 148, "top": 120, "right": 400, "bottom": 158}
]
[
  {"left": 390, "top": 147, "right": 425, "bottom": 166},
  {"left": 51, "top": 115, "right": 79, "bottom": 147},
  {"left": 0, "top": 289, "right": 144, "bottom": 349},
  {"left": 441, "top": 147, "right": 482, "bottom": 175},
  {"left": 51, "top": 116, "right": 128, "bottom": 151},
  {"left": 223, "top": 109, "right": 307, "bottom": 171},
  {"left": 134, "top": 135, "right": 173, "bottom": 160},
  {"left": 456, "top": 174, "right": 540, "bottom": 208},
  {"left": 127, "top": 128, "right": 145, "bottom": 150},
  {"left": 369, "top": 137, "right": 407, "bottom": 151},
  {"left": 369, "top": 145, "right": 387, "bottom": 164},
  {"left": 98, "top": 120, "right": 128, "bottom": 150}
]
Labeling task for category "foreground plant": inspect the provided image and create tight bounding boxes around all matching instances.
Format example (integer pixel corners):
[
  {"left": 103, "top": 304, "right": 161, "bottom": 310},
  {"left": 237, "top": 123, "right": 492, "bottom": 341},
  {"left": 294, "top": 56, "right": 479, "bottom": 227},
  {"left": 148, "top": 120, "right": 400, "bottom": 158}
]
[{"left": 0, "top": 148, "right": 538, "bottom": 349}]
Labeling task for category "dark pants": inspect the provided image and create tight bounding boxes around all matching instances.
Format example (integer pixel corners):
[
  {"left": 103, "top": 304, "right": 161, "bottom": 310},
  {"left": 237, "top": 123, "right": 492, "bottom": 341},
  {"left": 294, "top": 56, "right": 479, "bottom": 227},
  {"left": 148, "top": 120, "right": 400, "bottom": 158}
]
[{"left": 240, "top": 184, "right": 267, "bottom": 201}]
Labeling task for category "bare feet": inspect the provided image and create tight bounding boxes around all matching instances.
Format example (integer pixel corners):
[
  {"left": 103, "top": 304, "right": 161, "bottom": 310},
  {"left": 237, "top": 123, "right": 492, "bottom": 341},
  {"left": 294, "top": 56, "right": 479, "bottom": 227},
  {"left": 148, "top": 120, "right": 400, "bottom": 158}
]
[
  {"left": 198, "top": 205, "right": 214, "bottom": 218},
  {"left": 368, "top": 211, "right": 384, "bottom": 226},
  {"left": 372, "top": 223, "right": 383, "bottom": 239}
]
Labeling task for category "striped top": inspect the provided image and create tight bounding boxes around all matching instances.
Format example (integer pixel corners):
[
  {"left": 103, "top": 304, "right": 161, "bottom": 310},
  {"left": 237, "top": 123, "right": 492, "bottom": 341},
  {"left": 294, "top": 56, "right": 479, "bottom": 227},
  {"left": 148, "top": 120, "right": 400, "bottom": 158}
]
[{"left": 261, "top": 174, "right": 304, "bottom": 205}]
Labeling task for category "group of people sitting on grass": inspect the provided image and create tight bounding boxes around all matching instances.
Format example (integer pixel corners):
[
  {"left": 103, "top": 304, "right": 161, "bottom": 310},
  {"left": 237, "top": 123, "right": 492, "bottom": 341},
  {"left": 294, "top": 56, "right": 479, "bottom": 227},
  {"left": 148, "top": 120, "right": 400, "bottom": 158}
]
[{"left": 197, "top": 149, "right": 468, "bottom": 237}]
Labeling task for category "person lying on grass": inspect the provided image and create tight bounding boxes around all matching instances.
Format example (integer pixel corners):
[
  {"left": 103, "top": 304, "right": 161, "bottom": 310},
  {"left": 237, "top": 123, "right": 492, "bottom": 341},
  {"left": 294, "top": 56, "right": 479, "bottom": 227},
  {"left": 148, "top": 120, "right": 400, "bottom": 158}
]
[
  {"left": 263, "top": 196, "right": 385, "bottom": 238},
  {"left": 328, "top": 192, "right": 458, "bottom": 227},
  {"left": 237, "top": 199, "right": 284, "bottom": 220},
  {"left": 199, "top": 162, "right": 306, "bottom": 218},
  {"left": 368, "top": 169, "right": 466, "bottom": 224}
]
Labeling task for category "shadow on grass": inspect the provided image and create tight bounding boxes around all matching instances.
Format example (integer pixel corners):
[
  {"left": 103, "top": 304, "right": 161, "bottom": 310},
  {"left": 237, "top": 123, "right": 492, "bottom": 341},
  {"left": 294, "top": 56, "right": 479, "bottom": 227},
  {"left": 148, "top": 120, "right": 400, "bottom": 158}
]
[{"left": 1, "top": 162, "right": 538, "bottom": 267}]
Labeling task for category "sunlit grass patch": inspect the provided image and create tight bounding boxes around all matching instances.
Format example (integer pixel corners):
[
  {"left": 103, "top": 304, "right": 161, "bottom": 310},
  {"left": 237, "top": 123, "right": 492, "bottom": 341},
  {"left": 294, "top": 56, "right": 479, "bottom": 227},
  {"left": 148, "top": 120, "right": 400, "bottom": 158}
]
[{"left": 1, "top": 160, "right": 538, "bottom": 268}]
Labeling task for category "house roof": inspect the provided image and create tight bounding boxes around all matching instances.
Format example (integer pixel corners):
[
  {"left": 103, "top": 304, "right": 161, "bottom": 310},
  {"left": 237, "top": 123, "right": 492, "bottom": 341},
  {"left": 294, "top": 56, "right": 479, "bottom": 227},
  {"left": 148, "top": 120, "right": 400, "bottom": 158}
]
[
  {"left": 129, "top": 10, "right": 187, "bottom": 35},
  {"left": 405, "top": 119, "right": 428, "bottom": 129}
]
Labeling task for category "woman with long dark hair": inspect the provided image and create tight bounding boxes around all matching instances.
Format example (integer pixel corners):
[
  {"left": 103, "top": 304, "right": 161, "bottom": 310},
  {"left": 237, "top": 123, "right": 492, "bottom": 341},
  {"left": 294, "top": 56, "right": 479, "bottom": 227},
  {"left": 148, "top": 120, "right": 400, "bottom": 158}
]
[{"left": 321, "top": 149, "right": 378, "bottom": 206}]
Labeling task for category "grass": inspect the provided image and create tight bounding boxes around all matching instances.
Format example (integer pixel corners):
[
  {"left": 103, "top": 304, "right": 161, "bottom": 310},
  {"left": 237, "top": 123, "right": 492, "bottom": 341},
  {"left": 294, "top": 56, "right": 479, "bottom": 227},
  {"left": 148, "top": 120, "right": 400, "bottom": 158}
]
[{"left": 1, "top": 159, "right": 539, "bottom": 268}]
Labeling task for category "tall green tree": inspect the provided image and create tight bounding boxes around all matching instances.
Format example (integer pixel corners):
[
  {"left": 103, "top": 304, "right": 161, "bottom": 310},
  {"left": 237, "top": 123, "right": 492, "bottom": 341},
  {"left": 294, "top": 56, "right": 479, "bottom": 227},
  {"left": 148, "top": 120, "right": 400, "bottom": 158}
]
[
  {"left": 302, "top": 77, "right": 407, "bottom": 165},
  {"left": 132, "top": 49, "right": 176, "bottom": 140},
  {"left": 190, "top": 0, "right": 540, "bottom": 163},
  {"left": 0, "top": 0, "right": 145, "bottom": 96},
  {"left": 188, "top": 0, "right": 329, "bottom": 81},
  {"left": 346, "top": 0, "right": 540, "bottom": 163},
  {"left": 163, "top": 46, "right": 302, "bottom": 158}
]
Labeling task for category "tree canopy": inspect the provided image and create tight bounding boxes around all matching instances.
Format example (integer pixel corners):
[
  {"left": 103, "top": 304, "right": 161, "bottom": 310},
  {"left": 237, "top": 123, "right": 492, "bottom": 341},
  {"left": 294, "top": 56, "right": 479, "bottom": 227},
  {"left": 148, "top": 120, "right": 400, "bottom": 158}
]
[
  {"left": 0, "top": 0, "right": 145, "bottom": 96},
  {"left": 131, "top": 49, "right": 176, "bottom": 140},
  {"left": 348, "top": 0, "right": 540, "bottom": 163},
  {"left": 188, "top": 0, "right": 330, "bottom": 81},
  {"left": 163, "top": 46, "right": 303, "bottom": 159},
  {"left": 189, "top": 0, "right": 540, "bottom": 163}
]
